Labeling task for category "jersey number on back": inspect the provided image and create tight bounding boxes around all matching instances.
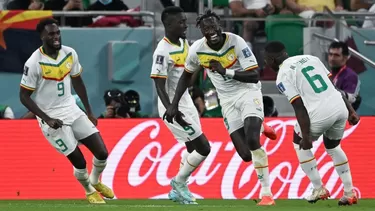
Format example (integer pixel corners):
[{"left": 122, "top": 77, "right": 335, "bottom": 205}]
[
  {"left": 57, "top": 82, "right": 65, "bottom": 96},
  {"left": 301, "top": 66, "right": 328, "bottom": 93}
]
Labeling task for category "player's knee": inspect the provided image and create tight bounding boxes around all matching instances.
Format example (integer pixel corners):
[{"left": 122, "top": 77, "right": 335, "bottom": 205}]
[
  {"left": 239, "top": 151, "right": 252, "bottom": 162},
  {"left": 72, "top": 159, "right": 86, "bottom": 169},
  {"left": 192, "top": 134, "right": 211, "bottom": 156},
  {"left": 95, "top": 148, "right": 108, "bottom": 161}
]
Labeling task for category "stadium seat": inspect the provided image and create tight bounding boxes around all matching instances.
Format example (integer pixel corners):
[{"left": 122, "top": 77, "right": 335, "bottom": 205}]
[
  {"left": 204, "top": 0, "right": 229, "bottom": 7},
  {"left": 265, "top": 14, "right": 305, "bottom": 57}
]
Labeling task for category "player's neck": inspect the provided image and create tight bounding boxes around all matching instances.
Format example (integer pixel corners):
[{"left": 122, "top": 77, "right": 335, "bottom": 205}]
[
  {"left": 165, "top": 33, "right": 180, "bottom": 46},
  {"left": 42, "top": 46, "right": 59, "bottom": 59}
]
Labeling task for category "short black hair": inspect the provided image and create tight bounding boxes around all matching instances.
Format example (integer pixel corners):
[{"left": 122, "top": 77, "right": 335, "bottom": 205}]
[
  {"left": 161, "top": 6, "right": 184, "bottom": 25},
  {"left": 36, "top": 18, "right": 58, "bottom": 34},
  {"left": 329, "top": 41, "right": 349, "bottom": 56},
  {"left": 264, "top": 41, "right": 286, "bottom": 54},
  {"left": 196, "top": 9, "right": 220, "bottom": 27}
]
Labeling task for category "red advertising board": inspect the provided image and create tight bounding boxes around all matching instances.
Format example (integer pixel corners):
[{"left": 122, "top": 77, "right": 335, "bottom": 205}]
[{"left": 0, "top": 118, "right": 373, "bottom": 199}]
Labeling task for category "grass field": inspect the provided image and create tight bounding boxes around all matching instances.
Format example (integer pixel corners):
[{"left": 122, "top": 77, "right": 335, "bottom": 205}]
[{"left": 0, "top": 199, "right": 374, "bottom": 211}]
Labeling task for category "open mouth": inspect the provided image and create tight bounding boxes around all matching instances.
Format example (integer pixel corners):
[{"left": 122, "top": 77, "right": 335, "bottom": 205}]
[
  {"left": 53, "top": 40, "right": 60, "bottom": 46},
  {"left": 209, "top": 34, "right": 219, "bottom": 42}
]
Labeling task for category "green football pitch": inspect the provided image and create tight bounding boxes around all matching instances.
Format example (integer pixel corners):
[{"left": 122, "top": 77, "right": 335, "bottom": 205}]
[{"left": 0, "top": 199, "right": 374, "bottom": 211}]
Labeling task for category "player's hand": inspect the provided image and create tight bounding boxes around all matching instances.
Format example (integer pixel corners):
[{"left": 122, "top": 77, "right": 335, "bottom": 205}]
[
  {"left": 209, "top": 60, "right": 225, "bottom": 75},
  {"left": 175, "top": 111, "right": 191, "bottom": 127},
  {"left": 45, "top": 118, "right": 63, "bottom": 129},
  {"left": 299, "top": 138, "right": 313, "bottom": 150},
  {"left": 87, "top": 112, "right": 98, "bottom": 126},
  {"left": 348, "top": 112, "right": 360, "bottom": 126},
  {"left": 163, "top": 105, "right": 178, "bottom": 124}
]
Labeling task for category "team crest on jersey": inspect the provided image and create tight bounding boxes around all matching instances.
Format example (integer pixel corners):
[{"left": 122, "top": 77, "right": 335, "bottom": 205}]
[
  {"left": 277, "top": 82, "right": 286, "bottom": 93},
  {"left": 23, "top": 66, "right": 29, "bottom": 76},
  {"left": 253, "top": 98, "right": 261, "bottom": 105},
  {"left": 242, "top": 47, "right": 252, "bottom": 58},
  {"left": 156, "top": 55, "right": 164, "bottom": 65},
  {"left": 226, "top": 53, "right": 235, "bottom": 61},
  {"left": 65, "top": 62, "right": 72, "bottom": 69}
]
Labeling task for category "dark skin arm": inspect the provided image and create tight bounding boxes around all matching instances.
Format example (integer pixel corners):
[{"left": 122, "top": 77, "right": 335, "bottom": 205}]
[
  {"left": 291, "top": 97, "right": 312, "bottom": 150},
  {"left": 209, "top": 60, "right": 259, "bottom": 83},
  {"left": 19, "top": 88, "right": 63, "bottom": 128},
  {"left": 163, "top": 70, "right": 193, "bottom": 125},
  {"left": 153, "top": 77, "right": 171, "bottom": 109},
  {"left": 71, "top": 75, "right": 97, "bottom": 125}
]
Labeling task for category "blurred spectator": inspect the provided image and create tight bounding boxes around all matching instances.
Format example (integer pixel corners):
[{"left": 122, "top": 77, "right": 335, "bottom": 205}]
[
  {"left": 351, "top": 0, "right": 372, "bottom": 11},
  {"left": 271, "top": 0, "right": 293, "bottom": 14},
  {"left": 286, "top": 0, "right": 344, "bottom": 19},
  {"left": 229, "top": 0, "right": 275, "bottom": 49},
  {"left": 159, "top": 0, "right": 198, "bottom": 12},
  {"left": 328, "top": 41, "right": 361, "bottom": 111},
  {"left": 123, "top": 90, "right": 148, "bottom": 118},
  {"left": 263, "top": 96, "right": 278, "bottom": 117},
  {"left": 87, "top": 0, "right": 128, "bottom": 11},
  {"left": 44, "top": 0, "right": 92, "bottom": 27},
  {"left": 0, "top": 104, "right": 15, "bottom": 119},
  {"left": 6, "top": 0, "right": 44, "bottom": 9},
  {"left": 188, "top": 85, "right": 205, "bottom": 117},
  {"left": 99, "top": 89, "right": 130, "bottom": 118},
  {"left": 362, "top": 4, "right": 375, "bottom": 28}
]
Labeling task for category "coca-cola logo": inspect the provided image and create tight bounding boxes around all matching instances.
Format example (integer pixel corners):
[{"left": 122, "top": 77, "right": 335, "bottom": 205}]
[{"left": 102, "top": 119, "right": 361, "bottom": 199}]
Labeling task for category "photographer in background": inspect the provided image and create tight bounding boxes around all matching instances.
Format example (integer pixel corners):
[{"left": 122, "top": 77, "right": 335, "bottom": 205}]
[
  {"left": 99, "top": 89, "right": 131, "bottom": 118},
  {"left": 123, "top": 90, "right": 148, "bottom": 118}
]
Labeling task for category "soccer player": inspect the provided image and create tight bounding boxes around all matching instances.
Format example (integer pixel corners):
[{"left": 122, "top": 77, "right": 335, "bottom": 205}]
[
  {"left": 264, "top": 41, "right": 360, "bottom": 205},
  {"left": 150, "top": 6, "right": 211, "bottom": 205},
  {"left": 19, "top": 18, "right": 114, "bottom": 204},
  {"left": 164, "top": 10, "right": 275, "bottom": 206}
]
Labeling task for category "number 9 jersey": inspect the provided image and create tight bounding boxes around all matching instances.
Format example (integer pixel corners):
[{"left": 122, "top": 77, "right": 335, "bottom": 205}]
[{"left": 20, "top": 45, "right": 83, "bottom": 120}]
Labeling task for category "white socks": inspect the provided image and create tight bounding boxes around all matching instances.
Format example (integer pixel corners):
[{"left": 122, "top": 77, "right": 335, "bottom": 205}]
[
  {"left": 251, "top": 148, "right": 271, "bottom": 196},
  {"left": 89, "top": 157, "right": 107, "bottom": 185},
  {"left": 179, "top": 150, "right": 190, "bottom": 170},
  {"left": 326, "top": 145, "right": 353, "bottom": 193},
  {"left": 294, "top": 143, "right": 323, "bottom": 189},
  {"left": 74, "top": 167, "right": 96, "bottom": 194},
  {"left": 175, "top": 150, "right": 206, "bottom": 183}
]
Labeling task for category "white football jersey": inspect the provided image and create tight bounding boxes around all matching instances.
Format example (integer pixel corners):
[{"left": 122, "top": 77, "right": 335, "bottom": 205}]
[
  {"left": 20, "top": 45, "right": 83, "bottom": 119},
  {"left": 150, "top": 37, "right": 192, "bottom": 106},
  {"left": 276, "top": 55, "right": 343, "bottom": 116},
  {"left": 185, "top": 32, "right": 261, "bottom": 105}
]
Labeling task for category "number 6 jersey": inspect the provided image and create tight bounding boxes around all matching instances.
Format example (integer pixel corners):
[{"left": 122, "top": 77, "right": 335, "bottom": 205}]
[
  {"left": 20, "top": 45, "right": 83, "bottom": 119},
  {"left": 276, "top": 55, "right": 343, "bottom": 116}
]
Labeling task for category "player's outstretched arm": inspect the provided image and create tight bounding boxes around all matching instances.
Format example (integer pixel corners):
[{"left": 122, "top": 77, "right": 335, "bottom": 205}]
[
  {"left": 291, "top": 98, "right": 312, "bottom": 149},
  {"left": 19, "top": 88, "right": 50, "bottom": 121},
  {"left": 71, "top": 75, "right": 93, "bottom": 115},
  {"left": 153, "top": 77, "right": 171, "bottom": 109}
]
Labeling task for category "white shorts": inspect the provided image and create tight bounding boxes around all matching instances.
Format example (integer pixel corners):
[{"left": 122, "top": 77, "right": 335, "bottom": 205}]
[
  {"left": 158, "top": 96, "right": 203, "bottom": 143},
  {"left": 294, "top": 105, "right": 349, "bottom": 141},
  {"left": 39, "top": 114, "right": 99, "bottom": 156},
  {"left": 221, "top": 90, "right": 264, "bottom": 134}
]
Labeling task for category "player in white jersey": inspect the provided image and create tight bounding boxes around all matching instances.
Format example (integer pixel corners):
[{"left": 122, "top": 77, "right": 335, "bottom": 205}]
[
  {"left": 150, "top": 7, "right": 211, "bottom": 205},
  {"left": 264, "top": 41, "right": 360, "bottom": 206},
  {"left": 19, "top": 19, "right": 114, "bottom": 204},
  {"left": 164, "top": 10, "right": 276, "bottom": 206}
]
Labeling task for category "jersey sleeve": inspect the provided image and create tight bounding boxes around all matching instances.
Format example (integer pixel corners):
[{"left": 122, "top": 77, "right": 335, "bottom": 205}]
[
  {"left": 70, "top": 49, "right": 83, "bottom": 77},
  {"left": 3, "top": 107, "right": 15, "bottom": 119},
  {"left": 20, "top": 60, "right": 39, "bottom": 91},
  {"left": 184, "top": 45, "right": 201, "bottom": 73},
  {"left": 150, "top": 50, "right": 169, "bottom": 78},
  {"left": 276, "top": 70, "right": 300, "bottom": 104},
  {"left": 234, "top": 35, "right": 259, "bottom": 71}
]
